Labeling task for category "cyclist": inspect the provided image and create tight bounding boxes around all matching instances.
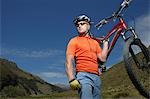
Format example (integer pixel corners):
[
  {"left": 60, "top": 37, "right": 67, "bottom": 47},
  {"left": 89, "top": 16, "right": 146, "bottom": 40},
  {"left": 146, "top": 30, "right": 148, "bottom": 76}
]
[{"left": 65, "top": 14, "right": 109, "bottom": 99}]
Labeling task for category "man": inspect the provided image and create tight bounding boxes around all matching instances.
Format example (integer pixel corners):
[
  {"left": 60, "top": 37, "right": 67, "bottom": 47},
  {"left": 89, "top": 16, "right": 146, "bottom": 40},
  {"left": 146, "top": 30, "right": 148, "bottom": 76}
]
[{"left": 65, "top": 14, "right": 109, "bottom": 99}]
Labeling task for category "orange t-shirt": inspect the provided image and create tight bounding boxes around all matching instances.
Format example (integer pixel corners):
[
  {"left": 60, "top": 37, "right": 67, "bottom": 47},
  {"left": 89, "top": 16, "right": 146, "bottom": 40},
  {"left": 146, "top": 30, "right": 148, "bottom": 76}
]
[{"left": 66, "top": 36, "right": 102, "bottom": 75}]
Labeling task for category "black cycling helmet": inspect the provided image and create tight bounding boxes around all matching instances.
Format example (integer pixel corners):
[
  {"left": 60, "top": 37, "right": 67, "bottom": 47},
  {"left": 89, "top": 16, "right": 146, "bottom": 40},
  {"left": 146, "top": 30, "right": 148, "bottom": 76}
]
[{"left": 73, "top": 14, "right": 92, "bottom": 25}]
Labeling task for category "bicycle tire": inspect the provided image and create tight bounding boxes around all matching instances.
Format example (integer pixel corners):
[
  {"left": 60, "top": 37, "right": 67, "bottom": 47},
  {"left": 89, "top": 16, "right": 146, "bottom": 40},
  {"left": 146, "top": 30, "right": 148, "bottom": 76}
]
[{"left": 123, "top": 36, "right": 150, "bottom": 98}]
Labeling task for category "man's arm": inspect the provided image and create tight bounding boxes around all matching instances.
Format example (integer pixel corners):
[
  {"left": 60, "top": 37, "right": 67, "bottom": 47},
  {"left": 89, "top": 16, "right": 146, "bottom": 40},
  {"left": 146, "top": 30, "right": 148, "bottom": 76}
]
[
  {"left": 97, "top": 41, "right": 109, "bottom": 62},
  {"left": 66, "top": 54, "right": 81, "bottom": 90},
  {"left": 65, "top": 54, "right": 75, "bottom": 81}
]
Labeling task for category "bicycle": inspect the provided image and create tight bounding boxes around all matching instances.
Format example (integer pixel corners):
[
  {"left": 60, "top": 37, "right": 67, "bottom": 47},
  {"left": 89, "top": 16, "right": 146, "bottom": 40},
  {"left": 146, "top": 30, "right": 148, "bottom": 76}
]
[{"left": 93, "top": 0, "right": 150, "bottom": 98}]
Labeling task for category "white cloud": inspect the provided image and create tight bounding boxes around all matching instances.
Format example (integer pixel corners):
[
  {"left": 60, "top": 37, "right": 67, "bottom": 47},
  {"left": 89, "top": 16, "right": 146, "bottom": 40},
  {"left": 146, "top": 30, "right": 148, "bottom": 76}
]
[
  {"left": 50, "top": 59, "right": 65, "bottom": 66},
  {"left": 1, "top": 48, "right": 64, "bottom": 58},
  {"left": 131, "top": 14, "right": 150, "bottom": 47},
  {"left": 39, "top": 72, "right": 66, "bottom": 78}
]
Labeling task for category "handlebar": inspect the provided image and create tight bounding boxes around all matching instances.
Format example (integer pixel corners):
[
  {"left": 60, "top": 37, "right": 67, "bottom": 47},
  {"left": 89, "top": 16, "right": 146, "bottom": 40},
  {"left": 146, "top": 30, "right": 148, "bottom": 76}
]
[
  {"left": 95, "top": 0, "right": 132, "bottom": 29},
  {"left": 121, "top": 0, "right": 132, "bottom": 7}
]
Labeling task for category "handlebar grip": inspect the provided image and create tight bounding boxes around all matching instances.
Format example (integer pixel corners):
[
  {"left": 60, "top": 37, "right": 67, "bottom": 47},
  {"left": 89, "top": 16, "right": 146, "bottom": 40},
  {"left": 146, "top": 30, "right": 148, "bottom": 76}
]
[
  {"left": 95, "top": 23, "right": 102, "bottom": 29},
  {"left": 95, "top": 19, "right": 108, "bottom": 29},
  {"left": 115, "top": 0, "right": 132, "bottom": 17}
]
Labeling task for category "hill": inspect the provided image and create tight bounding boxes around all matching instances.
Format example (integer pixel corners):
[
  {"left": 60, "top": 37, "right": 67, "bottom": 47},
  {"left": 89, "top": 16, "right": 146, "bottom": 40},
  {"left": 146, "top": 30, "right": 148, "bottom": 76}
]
[
  {"left": 0, "top": 58, "right": 65, "bottom": 97},
  {"left": 100, "top": 61, "right": 146, "bottom": 98}
]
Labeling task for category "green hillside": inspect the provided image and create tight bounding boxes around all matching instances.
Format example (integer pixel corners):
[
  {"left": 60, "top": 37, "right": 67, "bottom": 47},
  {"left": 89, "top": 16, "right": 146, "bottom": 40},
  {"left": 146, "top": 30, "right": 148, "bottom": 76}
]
[
  {"left": 101, "top": 61, "right": 146, "bottom": 98},
  {"left": 0, "top": 58, "right": 65, "bottom": 97}
]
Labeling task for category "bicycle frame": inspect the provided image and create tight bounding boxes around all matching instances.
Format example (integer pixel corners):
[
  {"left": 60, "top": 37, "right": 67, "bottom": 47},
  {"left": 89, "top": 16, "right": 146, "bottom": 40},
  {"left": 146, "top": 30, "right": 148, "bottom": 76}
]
[
  {"left": 104, "top": 17, "right": 127, "bottom": 58},
  {"left": 94, "top": 16, "right": 137, "bottom": 59},
  {"left": 93, "top": 0, "right": 137, "bottom": 59}
]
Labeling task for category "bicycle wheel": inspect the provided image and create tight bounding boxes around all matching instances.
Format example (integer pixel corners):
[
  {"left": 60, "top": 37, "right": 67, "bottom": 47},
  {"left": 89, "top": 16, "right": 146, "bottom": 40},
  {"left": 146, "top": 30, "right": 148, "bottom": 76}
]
[{"left": 123, "top": 36, "right": 150, "bottom": 98}]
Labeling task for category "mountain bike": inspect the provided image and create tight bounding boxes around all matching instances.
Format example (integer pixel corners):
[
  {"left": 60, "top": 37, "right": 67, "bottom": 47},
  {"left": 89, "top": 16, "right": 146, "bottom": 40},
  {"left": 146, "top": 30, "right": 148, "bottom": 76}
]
[{"left": 93, "top": 0, "right": 150, "bottom": 98}]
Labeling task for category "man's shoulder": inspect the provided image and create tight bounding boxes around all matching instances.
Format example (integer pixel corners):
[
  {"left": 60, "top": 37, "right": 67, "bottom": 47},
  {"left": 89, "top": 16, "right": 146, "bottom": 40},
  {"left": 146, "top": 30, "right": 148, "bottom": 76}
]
[
  {"left": 67, "top": 36, "right": 78, "bottom": 45},
  {"left": 91, "top": 38, "right": 99, "bottom": 44},
  {"left": 69, "top": 36, "right": 78, "bottom": 41}
]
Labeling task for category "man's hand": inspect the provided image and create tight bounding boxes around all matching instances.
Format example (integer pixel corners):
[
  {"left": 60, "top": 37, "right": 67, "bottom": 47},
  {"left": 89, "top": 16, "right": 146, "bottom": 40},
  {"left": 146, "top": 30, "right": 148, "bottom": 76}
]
[
  {"left": 102, "top": 38, "right": 109, "bottom": 43},
  {"left": 69, "top": 79, "right": 81, "bottom": 90}
]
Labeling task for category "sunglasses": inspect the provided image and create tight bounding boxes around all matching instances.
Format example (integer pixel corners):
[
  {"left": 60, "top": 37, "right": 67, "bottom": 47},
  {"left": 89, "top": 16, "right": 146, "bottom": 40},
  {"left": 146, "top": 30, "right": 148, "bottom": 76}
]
[{"left": 75, "top": 22, "right": 87, "bottom": 27}]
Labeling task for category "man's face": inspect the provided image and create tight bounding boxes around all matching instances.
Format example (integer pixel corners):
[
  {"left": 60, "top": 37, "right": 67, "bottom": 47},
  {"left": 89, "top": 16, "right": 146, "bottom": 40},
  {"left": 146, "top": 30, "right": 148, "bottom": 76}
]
[{"left": 75, "top": 21, "right": 90, "bottom": 34}]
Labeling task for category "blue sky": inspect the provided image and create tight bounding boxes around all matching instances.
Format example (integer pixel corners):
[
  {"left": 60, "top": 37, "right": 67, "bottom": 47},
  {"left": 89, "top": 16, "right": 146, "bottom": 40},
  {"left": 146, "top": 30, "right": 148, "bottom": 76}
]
[{"left": 1, "top": 0, "right": 149, "bottom": 85}]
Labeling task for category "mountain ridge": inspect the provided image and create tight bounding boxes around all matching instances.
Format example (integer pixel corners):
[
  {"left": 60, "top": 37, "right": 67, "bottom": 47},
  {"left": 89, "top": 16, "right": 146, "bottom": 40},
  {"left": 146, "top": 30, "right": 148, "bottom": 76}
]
[{"left": 0, "top": 58, "right": 65, "bottom": 97}]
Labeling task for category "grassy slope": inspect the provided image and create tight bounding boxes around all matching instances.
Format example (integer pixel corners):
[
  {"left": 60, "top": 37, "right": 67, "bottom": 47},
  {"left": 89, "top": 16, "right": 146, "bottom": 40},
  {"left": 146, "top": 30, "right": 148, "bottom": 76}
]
[
  {"left": 0, "top": 58, "right": 64, "bottom": 97},
  {"left": 19, "top": 61, "right": 146, "bottom": 99},
  {"left": 101, "top": 61, "right": 146, "bottom": 98}
]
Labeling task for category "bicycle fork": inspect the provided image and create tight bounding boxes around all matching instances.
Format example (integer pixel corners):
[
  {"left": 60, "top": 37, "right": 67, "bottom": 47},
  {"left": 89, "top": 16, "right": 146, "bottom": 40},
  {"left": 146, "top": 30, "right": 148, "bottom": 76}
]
[
  {"left": 121, "top": 27, "right": 150, "bottom": 69},
  {"left": 121, "top": 27, "right": 138, "bottom": 41}
]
